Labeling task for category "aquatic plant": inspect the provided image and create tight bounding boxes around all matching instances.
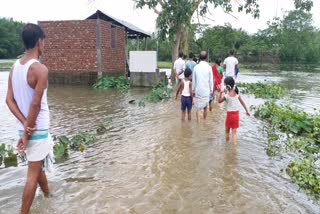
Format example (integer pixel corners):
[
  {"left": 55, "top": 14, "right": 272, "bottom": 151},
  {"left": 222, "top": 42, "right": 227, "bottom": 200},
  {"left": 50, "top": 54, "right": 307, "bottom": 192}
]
[
  {"left": 53, "top": 136, "right": 70, "bottom": 159},
  {"left": 285, "top": 158, "right": 320, "bottom": 194},
  {"left": 253, "top": 101, "right": 318, "bottom": 139},
  {"left": 0, "top": 144, "right": 18, "bottom": 167},
  {"left": 93, "top": 75, "right": 129, "bottom": 91},
  {"left": 237, "top": 81, "right": 287, "bottom": 99},
  {"left": 252, "top": 101, "right": 320, "bottom": 194},
  {"left": 54, "top": 131, "right": 97, "bottom": 159},
  {"left": 144, "top": 81, "right": 172, "bottom": 102},
  {"left": 0, "top": 143, "right": 6, "bottom": 166}
]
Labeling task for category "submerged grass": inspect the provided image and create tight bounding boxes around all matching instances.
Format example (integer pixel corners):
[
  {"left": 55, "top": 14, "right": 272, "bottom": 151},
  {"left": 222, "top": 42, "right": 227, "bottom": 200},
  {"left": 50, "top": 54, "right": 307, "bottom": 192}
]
[
  {"left": 252, "top": 101, "right": 320, "bottom": 194},
  {"left": 93, "top": 75, "right": 129, "bottom": 91},
  {"left": 237, "top": 81, "right": 287, "bottom": 99}
]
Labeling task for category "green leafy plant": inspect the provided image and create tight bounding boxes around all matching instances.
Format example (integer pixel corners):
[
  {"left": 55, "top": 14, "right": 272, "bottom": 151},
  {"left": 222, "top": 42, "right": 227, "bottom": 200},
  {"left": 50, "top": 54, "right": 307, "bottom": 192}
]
[
  {"left": 3, "top": 144, "right": 17, "bottom": 168},
  {"left": 286, "top": 158, "right": 320, "bottom": 194},
  {"left": 53, "top": 136, "right": 70, "bottom": 159},
  {"left": 253, "top": 101, "right": 320, "bottom": 195},
  {"left": 144, "top": 81, "right": 172, "bottom": 103},
  {"left": 0, "top": 143, "right": 6, "bottom": 166},
  {"left": 237, "top": 81, "right": 287, "bottom": 99},
  {"left": 93, "top": 76, "right": 129, "bottom": 91}
]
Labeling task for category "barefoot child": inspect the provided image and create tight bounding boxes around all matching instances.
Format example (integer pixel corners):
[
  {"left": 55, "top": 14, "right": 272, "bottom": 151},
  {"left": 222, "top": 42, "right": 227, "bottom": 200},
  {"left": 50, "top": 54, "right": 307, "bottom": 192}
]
[
  {"left": 176, "top": 68, "right": 193, "bottom": 121},
  {"left": 209, "top": 58, "right": 223, "bottom": 111},
  {"left": 218, "top": 77, "right": 250, "bottom": 144}
]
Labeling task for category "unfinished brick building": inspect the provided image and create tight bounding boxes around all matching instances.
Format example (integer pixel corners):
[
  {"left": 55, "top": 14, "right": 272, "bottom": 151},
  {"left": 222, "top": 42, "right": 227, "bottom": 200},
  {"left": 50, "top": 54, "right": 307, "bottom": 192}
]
[{"left": 39, "top": 10, "right": 150, "bottom": 85}]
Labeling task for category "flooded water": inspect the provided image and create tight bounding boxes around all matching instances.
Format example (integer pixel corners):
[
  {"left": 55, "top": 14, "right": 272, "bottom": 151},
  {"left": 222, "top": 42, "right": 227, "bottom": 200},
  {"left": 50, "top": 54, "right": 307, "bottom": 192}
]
[{"left": 0, "top": 70, "right": 320, "bottom": 213}]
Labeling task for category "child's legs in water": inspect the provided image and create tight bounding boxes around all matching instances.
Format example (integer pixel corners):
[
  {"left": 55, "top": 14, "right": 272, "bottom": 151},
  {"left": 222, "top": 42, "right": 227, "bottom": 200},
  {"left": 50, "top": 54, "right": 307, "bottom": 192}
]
[
  {"left": 232, "top": 128, "right": 238, "bottom": 144},
  {"left": 181, "top": 110, "right": 186, "bottom": 121},
  {"left": 187, "top": 110, "right": 191, "bottom": 121},
  {"left": 225, "top": 127, "right": 230, "bottom": 142}
]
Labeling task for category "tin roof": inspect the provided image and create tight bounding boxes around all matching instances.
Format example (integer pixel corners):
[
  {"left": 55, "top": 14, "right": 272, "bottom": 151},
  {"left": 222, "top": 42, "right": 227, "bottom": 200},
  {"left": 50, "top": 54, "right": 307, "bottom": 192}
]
[{"left": 86, "top": 10, "right": 151, "bottom": 39}]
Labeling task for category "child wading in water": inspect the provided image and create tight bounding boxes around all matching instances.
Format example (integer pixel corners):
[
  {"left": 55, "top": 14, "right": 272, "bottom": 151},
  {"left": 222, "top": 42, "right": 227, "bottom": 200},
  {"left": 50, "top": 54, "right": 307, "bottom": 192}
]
[
  {"left": 209, "top": 58, "right": 223, "bottom": 111},
  {"left": 218, "top": 77, "right": 250, "bottom": 144},
  {"left": 176, "top": 68, "right": 193, "bottom": 121}
]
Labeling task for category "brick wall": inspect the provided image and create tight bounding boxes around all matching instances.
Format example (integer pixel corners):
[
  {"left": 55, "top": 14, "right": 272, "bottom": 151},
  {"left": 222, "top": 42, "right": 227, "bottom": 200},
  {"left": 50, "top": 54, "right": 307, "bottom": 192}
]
[
  {"left": 39, "top": 19, "right": 126, "bottom": 84},
  {"left": 100, "top": 20, "right": 126, "bottom": 75},
  {"left": 39, "top": 20, "right": 98, "bottom": 73}
]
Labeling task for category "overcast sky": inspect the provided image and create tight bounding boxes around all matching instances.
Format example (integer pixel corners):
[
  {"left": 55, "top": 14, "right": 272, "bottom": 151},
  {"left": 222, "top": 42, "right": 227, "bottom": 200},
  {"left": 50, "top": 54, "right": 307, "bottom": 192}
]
[{"left": 0, "top": 0, "right": 319, "bottom": 34}]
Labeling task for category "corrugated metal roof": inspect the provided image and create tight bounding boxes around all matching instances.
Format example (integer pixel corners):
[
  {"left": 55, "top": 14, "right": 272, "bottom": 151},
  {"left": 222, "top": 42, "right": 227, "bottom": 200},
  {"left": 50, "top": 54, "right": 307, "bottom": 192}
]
[{"left": 86, "top": 10, "right": 151, "bottom": 38}]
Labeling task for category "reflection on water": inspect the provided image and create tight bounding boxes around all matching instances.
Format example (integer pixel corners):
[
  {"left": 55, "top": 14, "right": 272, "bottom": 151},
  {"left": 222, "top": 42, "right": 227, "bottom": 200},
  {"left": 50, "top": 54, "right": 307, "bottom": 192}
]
[{"left": 0, "top": 70, "right": 320, "bottom": 213}]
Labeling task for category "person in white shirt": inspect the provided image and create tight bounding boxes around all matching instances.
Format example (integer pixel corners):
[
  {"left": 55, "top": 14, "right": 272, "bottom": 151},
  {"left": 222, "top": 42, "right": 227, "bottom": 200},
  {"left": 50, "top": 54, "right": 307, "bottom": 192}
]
[
  {"left": 223, "top": 49, "right": 238, "bottom": 79},
  {"left": 6, "top": 23, "right": 53, "bottom": 214},
  {"left": 173, "top": 51, "right": 185, "bottom": 84},
  {"left": 192, "top": 51, "right": 213, "bottom": 123}
]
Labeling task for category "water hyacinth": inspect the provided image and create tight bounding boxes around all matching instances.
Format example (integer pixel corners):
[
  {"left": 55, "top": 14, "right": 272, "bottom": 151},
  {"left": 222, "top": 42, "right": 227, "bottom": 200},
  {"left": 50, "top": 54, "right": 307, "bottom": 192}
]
[
  {"left": 252, "top": 101, "right": 320, "bottom": 194},
  {"left": 237, "top": 81, "right": 287, "bottom": 99}
]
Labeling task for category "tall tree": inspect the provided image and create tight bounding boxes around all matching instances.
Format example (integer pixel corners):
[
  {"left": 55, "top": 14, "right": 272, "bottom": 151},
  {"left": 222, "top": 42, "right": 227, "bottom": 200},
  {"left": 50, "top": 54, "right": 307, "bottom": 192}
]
[
  {"left": 134, "top": 0, "right": 260, "bottom": 64},
  {"left": 133, "top": 0, "right": 313, "bottom": 65},
  {"left": 0, "top": 18, "right": 24, "bottom": 59}
]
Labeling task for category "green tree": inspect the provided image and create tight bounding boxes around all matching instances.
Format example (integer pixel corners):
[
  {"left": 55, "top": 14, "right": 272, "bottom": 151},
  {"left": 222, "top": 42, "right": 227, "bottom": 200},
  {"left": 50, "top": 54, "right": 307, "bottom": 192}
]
[
  {"left": 134, "top": 0, "right": 260, "bottom": 64},
  {"left": 197, "top": 24, "right": 251, "bottom": 60},
  {"left": 0, "top": 18, "right": 24, "bottom": 59},
  {"left": 133, "top": 0, "right": 313, "bottom": 65},
  {"left": 270, "top": 10, "right": 320, "bottom": 63}
]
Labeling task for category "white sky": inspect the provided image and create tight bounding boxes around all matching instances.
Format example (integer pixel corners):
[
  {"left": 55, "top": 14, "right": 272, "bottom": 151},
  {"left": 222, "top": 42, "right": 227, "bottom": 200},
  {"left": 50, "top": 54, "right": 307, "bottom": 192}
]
[{"left": 0, "top": 0, "right": 319, "bottom": 34}]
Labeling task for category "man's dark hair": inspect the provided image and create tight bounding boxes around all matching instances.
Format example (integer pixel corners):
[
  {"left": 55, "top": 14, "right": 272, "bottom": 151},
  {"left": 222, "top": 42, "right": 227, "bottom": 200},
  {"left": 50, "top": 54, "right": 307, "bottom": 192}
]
[
  {"left": 199, "top": 51, "right": 207, "bottom": 61},
  {"left": 229, "top": 49, "right": 234, "bottom": 55},
  {"left": 189, "top": 53, "right": 194, "bottom": 59},
  {"left": 184, "top": 68, "right": 192, "bottom": 78},
  {"left": 22, "top": 23, "right": 46, "bottom": 50},
  {"left": 178, "top": 51, "right": 184, "bottom": 58}
]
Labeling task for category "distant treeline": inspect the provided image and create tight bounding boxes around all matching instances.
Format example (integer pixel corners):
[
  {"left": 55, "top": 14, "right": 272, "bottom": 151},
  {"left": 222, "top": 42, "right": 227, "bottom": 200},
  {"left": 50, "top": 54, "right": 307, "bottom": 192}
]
[
  {"left": 129, "top": 10, "right": 320, "bottom": 64},
  {"left": 0, "top": 18, "right": 24, "bottom": 59}
]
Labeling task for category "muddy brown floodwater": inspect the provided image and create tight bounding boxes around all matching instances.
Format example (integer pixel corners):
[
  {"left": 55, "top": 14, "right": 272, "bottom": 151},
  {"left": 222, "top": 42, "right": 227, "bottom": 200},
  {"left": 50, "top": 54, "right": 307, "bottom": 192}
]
[{"left": 0, "top": 70, "right": 320, "bottom": 213}]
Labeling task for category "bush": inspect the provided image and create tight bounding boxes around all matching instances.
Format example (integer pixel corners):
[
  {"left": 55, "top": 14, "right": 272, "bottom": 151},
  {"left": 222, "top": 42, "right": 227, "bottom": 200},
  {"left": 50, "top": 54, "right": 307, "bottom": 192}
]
[{"left": 93, "top": 76, "right": 129, "bottom": 91}]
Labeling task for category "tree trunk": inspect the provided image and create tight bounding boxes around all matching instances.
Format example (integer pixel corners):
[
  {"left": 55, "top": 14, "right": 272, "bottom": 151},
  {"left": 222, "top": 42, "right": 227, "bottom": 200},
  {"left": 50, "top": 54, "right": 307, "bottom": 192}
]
[
  {"left": 180, "top": 25, "right": 189, "bottom": 55},
  {"left": 171, "top": 29, "right": 182, "bottom": 82}
]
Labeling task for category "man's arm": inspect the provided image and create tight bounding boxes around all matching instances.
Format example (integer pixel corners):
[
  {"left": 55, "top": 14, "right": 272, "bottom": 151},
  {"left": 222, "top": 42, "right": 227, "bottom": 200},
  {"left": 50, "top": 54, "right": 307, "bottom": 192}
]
[
  {"left": 175, "top": 82, "right": 183, "bottom": 99},
  {"left": 6, "top": 67, "right": 27, "bottom": 124},
  {"left": 189, "top": 82, "right": 193, "bottom": 102},
  {"left": 192, "top": 68, "right": 196, "bottom": 96},
  {"left": 24, "top": 63, "right": 48, "bottom": 132},
  {"left": 209, "top": 68, "right": 213, "bottom": 93},
  {"left": 218, "top": 92, "right": 225, "bottom": 103},
  {"left": 173, "top": 61, "right": 178, "bottom": 77}
]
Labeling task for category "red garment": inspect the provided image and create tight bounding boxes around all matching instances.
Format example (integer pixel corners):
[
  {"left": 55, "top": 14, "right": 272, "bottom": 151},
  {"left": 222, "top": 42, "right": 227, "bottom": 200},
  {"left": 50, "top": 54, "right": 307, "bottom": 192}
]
[
  {"left": 225, "top": 111, "right": 239, "bottom": 128},
  {"left": 212, "top": 64, "right": 223, "bottom": 92}
]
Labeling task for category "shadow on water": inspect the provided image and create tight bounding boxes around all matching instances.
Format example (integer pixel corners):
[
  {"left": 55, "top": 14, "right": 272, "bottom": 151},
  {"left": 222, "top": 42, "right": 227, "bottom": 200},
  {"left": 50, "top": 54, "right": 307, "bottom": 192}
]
[{"left": 0, "top": 71, "right": 320, "bottom": 213}]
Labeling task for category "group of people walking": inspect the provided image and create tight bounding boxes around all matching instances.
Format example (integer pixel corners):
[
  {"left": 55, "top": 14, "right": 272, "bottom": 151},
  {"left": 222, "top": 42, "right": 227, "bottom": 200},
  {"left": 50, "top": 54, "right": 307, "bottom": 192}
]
[{"left": 174, "top": 49, "right": 250, "bottom": 144}]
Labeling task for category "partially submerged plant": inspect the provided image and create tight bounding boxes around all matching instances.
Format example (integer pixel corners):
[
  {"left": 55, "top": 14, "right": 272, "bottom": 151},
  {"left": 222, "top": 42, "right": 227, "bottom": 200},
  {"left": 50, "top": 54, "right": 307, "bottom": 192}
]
[
  {"left": 237, "top": 81, "right": 287, "bottom": 99},
  {"left": 93, "top": 75, "right": 129, "bottom": 91},
  {"left": 253, "top": 101, "right": 320, "bottom": 194}
]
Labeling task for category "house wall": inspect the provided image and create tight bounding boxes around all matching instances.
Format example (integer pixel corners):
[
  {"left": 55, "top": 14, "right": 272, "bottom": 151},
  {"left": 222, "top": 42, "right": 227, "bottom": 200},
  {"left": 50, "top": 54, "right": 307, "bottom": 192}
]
[
  {"left": 39, "top": 19, "right": 126, "bottom": 85},
  {"left": 100, "top": 20, "right": 126, "bottom": 75}
]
